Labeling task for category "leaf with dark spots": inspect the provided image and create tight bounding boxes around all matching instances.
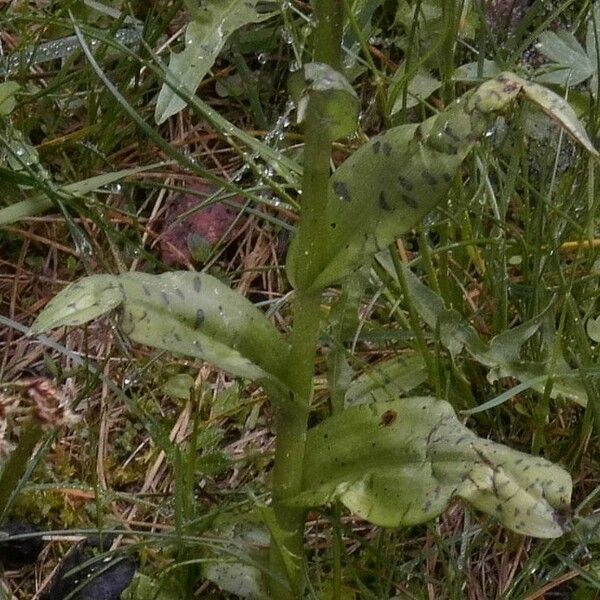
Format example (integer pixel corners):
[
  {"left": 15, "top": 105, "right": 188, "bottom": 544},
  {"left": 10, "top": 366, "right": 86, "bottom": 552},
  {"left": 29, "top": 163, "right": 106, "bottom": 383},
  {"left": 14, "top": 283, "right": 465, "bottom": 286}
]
[
  {"left": 32, "top": 272, "right": 291, "bottom": 388},
  {"left": 29, "top": 275, "right": 123, "bottom": 334},
  {"left": 286, "top": 72, "right": 598, "bottom": 291},
  {"left": 422, "top": 170, "right": 437, "bottom": 186},
  {"left": 332, "top": 181, "right": 351, "bottom": 202},
  {"left": 401, "top": 194, "right": 418, "bottom": 209},
  {"left": 378, "top": 191, "right": 392, "bottom": 211},
  {"left": 398, "top": 175, "right": 413, "bottom": 191},
  {"left": 290, "top": 397, "right": 572, "bottom": 538}
]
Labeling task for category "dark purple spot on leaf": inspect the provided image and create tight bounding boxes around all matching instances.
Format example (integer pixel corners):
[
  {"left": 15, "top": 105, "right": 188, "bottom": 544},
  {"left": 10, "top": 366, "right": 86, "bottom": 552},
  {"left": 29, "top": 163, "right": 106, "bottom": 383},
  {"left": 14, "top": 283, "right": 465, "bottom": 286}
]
[
  {"left": 379, "top": 409, "right": 397, "bottom": 426},
  {"left": 503, "top": 81, "right": 520, "bottom": 93},
  {"left": 193, "top": 276, "right": 202, "bottom": 292},
  {"left": 401, "top": 194, "right": 418, "bottom": 208},
  {"left": 398, "top": 175, "right": 413, "bottom": 191},
  {"left": 333, "top": 181, "right": 351, "bottom": 202},
  {"left": 378, "top": 191, "right": 391, "bottom": 211},
  {"left": 373, "top": 141, "right": 381, "bottom": 154},
  {"left": 382, "top": 142, "right": 392, "bottom": 156},
  {"left": 195, "top": 308, "right": 205, "bottom": 329},
  {"left": 422, "top": 171, "right": 437, "bottom": 186}
]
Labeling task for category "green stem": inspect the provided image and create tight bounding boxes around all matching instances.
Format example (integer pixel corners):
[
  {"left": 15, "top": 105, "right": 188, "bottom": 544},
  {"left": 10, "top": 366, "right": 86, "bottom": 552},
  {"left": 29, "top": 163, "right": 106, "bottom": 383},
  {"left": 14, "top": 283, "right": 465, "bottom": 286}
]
[
  {"left": 313, "top": 0, "right": 343, "bottom": 69},
  {"left": 270, "top": 291, "right": 321, "bottom": 597},
  {"left": 269, "top": 1, "right": 344, "bottom": 595},
  {"left": 0, "top": 419, "right": 44, "bottom": 522}
]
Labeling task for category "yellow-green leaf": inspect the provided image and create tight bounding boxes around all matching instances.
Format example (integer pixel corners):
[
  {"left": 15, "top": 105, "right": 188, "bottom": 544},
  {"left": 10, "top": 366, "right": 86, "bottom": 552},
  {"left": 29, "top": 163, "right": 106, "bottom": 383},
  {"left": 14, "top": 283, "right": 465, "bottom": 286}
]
[
  {"left": 155, "top": 0, "right": 277, "bottom": 124},
  {"left": 291, "top": 397, "right": 572, "bottom": 538}
]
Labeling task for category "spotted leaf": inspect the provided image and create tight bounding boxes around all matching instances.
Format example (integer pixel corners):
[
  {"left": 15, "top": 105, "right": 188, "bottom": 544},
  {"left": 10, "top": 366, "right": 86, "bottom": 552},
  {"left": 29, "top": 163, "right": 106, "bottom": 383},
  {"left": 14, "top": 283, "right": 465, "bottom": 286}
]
[
  {"left": 31, "top": 272, "right": 290, "bottom": 386},
  {"left": 30, "top": 275, "right": 123, "bottom": 332},
  {"left": 287, "top": 72, "right": 598, "bottom": 291},
  {"left": 289, "top": 397, "right": 572, "bottom": 538},
  {"left": 287, "top": 112, "right": 473, "bottom": 290}
]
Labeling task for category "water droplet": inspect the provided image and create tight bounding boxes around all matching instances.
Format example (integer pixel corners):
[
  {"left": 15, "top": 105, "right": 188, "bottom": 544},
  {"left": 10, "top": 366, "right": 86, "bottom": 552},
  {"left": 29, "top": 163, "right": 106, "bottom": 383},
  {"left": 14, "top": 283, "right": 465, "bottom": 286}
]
[
  {"left": 281, "top": 28, "right": 294, "bottom": 45},
  {"left": 257, "top": 52, "right": 268, "bottom": 65},
  {"left": 74, "top": 236, "right": 93, "bottom": 258}
]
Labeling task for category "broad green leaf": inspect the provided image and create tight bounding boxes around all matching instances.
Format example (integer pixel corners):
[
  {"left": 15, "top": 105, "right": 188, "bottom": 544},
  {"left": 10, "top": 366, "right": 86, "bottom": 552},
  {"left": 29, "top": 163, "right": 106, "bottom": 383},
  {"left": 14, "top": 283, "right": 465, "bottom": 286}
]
[
  {"left": 29, "top": 274, "right": 123, "bottom": 331},
  {"left": 401, "top": 265, "right": 588, "bottom": 406},
  {"left": 468, "top": 72, "right": 598, "bottom": 154},
  {"left": 518, "top": 78, "right": 598, "bottom": 156},
  {"left": 286, "top": 113, "right": 472, "bottom": 290},
  {"left": 287, "top": 72, "right": 598, "bottom": 291},
  {"left": 31, "top": 272, "right": 290, "bottom": 385},
  {"left": 536, "top": 31, "right": 593, "bottom": 86},
  {"left": 452, "top": 60, "right": 502, "bottom": 81},
  {"left": 344, "top": 353, "right": 427, "bottom": 407},
  {"left": 290, "top": 63, "right": 360, "bottom": 140},
  {"left": 391, "top": 69, "right": 441, "bottom": 113},
  {"left": 0, "top": 81, "right": 19, "bottom": 116},
  {"left": 162, "top": 373, "right": 195, "bottom": 400},
  {"left": 291, "top": 397, "right": 572, "bottom": 538},
  {"left": 155, "top": 0, "right": 277, "bottom": 124},
  {"left": 201, "top": 515, "right": 271, "bottom": 599}
]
